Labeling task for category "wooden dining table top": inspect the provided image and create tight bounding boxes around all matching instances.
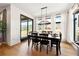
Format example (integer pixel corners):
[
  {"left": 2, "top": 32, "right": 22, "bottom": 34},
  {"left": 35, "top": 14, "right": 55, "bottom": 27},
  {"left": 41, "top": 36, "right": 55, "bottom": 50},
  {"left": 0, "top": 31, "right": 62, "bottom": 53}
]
[{"left": 28, "top": 34, "right": 60, "bottom": 41}]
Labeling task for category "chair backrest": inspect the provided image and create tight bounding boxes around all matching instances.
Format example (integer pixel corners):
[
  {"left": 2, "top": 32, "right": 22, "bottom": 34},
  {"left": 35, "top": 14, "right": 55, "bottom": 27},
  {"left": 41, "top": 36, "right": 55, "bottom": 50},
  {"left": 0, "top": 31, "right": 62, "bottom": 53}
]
[
  {"left": 51, "top": 32, "right": 62, "bottom": 44},
  {"left": 53, "top": 33, "right": 58, "bottom": 37},
  {"left": 31, "top": 32, "right": 38, "bottom": 36},
  {"left": 31, "top": 32, "right": 38, "bottom": 40},
  {"left": 48, "top": 31, "right": 52, "bottom": 34},
  {"left": 39, "top": 33, "right": 48, "bottom": 37},
  {"left": 42, "top": 31, "right": 46, "bottom": 33},
  {"left": 39, "top": 33, "right": 48, "bottom": 41},
  {"left": 59, "top": 32, "right": 62, "bottom": 42}
]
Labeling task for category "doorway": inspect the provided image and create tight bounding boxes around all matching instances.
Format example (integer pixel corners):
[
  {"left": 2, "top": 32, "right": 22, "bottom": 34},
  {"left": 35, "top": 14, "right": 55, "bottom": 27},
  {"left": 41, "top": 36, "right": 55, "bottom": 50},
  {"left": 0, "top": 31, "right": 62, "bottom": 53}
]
[{"left": 20, "top": 14, "right": 33, "bottom": 41}]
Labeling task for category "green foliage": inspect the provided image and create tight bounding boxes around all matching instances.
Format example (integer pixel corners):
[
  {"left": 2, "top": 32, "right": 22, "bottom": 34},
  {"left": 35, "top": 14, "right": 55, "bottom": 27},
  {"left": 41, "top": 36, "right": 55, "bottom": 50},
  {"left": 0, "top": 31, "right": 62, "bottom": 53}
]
[{"left": 0, "top": 20, "right": 6, "bottom": 32}]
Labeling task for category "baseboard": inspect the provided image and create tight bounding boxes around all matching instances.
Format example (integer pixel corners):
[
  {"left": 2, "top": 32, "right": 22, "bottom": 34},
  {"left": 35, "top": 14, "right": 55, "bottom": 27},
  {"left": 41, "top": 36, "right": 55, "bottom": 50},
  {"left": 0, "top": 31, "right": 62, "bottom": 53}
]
[
  {"left": 0, "top": 42, "right": 8, "bottom": 46},
  {"left": 72, "top": 42, "right": 79, "bottom": 49},
  {"left": 66, "top": 39, "right": 78, "bottom": 49},
  {"left": 0, "top": 43, "right": 2, "bottom": 45},
  {"left": 61, "top": 40, "right": 68, "bottom": 43},
  {"left": 66, "top": 41, "right": 79, "bottom": 51}
]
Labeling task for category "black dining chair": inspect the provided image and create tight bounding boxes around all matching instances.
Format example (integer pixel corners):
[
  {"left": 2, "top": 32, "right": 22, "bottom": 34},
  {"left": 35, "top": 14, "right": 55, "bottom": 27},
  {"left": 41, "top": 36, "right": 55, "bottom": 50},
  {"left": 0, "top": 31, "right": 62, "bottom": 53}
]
[
  {"left": 31, "top": 32, "right": 40, "bottom": 50},
  {"left": 42, "top": 31, "right": 46, "bottom": 33},
  {"left": 51, "top": 32, "right": 62, "bottom": 55},
  {"left": 59, "top": 32, "right": 62, "bottom": 54},
  {"left": 39, "top": 33, "right": 49, "bottom": 54}
]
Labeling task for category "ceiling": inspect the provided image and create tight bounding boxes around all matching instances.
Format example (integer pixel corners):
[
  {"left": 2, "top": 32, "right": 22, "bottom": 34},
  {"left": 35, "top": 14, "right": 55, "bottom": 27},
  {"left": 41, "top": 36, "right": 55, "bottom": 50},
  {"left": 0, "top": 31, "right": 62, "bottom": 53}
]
[
  {"left": 0, "top": 3, "right": 10, "bottom": 9},
  {"left": 14, "top": 3, "right": 74, "bottom": 17},
  {"left": 0, "top": 3, "right": 74, "bottom": 17}
]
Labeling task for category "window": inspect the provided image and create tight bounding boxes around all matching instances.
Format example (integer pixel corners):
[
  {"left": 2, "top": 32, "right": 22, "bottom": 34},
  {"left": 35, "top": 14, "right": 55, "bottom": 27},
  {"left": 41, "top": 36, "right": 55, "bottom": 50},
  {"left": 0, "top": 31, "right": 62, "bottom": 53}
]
[
  {"left": 20, "top": 14, "right": 33, "bottom": 40},
  {"left": 55, "top": 16, "right": 61, "bottom": 22},
  {"left": 55, "top": 16, "right": 61, "bottom": 33}
]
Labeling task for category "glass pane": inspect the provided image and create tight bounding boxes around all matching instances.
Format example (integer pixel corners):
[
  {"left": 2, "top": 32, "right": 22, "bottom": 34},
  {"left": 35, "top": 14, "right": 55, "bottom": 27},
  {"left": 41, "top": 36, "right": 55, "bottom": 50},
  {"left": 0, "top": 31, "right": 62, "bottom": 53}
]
[
  {"left": 28, "top": 20, "right": 32, "bottom": 35},
  {"left": 21, "top": 21, "right": 27, "bottom": 38},
  {"left": 75, "top": 13, "right": 79, "bottom": 43},
  {"left": 55, "top": 16, "right": 61, "bottom": 22}
]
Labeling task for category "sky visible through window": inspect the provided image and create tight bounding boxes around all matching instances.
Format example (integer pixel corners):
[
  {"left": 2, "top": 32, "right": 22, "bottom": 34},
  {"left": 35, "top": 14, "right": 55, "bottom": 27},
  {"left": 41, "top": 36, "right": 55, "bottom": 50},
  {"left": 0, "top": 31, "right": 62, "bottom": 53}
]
[
  {"left": 21, "top": 21, "right": 32, "bottom": 26},
  {"left": 55, "top": 16, "right": 61, "bottom": 22}
]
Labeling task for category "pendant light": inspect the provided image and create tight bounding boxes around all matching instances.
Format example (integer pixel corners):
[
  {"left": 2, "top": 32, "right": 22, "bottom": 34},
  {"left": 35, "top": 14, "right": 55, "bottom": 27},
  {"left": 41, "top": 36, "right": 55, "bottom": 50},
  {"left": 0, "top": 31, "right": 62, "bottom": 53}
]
[{"left": 38, "top": 6, "right": 51, "bottom": 25}]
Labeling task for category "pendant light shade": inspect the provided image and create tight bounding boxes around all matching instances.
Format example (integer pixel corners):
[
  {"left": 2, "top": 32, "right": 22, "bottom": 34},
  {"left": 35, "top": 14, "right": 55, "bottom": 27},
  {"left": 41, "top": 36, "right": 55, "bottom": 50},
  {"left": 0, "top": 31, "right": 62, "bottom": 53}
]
[{"left": 38, "top": 20, "right": 51, "bottom": 25}]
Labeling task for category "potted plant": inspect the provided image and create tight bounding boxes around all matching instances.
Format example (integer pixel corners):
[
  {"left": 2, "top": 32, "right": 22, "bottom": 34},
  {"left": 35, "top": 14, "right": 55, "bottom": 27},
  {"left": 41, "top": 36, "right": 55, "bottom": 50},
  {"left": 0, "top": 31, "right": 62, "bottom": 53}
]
[
  {"left": 0, "top": 20, "right": 6, "bottom": 32},
  {"left": 0, "top": 20, "right": 6, "bottom": 42}
]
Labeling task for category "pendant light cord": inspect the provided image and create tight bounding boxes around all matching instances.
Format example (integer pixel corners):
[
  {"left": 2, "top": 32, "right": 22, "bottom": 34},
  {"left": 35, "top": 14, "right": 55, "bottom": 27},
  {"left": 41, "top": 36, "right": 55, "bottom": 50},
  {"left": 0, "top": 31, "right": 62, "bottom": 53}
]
[
  {"left": 46, "top": 6, "right": 47, "bottom": 20},
  {"left": 41, "top": 6, "right": 47, "bottom": 20},
  {"left": 41, "top": 7, "right": 42, "bottom": 20}
]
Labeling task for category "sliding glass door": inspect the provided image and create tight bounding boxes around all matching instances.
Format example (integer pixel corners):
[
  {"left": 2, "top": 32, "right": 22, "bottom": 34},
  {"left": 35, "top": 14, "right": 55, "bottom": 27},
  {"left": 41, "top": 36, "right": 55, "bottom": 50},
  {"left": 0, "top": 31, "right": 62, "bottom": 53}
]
[
  {"left": 74, "top": 12, "right": 79, "bottom": 44},
  {"left": 28, "top": 20, "right": 33, "bottom": 35},
  {"left": 20, "top": 15, "right": 33, "bottom": 40},
  {"left": 21, "top": 20, "right": 28, "bottom": 38}
]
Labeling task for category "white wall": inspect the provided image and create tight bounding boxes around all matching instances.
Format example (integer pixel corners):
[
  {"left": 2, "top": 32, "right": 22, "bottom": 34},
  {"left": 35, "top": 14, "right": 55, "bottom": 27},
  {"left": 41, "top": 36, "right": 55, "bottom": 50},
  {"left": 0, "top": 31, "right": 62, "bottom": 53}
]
[
  {"left": 51, "top": 16, "right": 55, "bottom": 33},
  {"left": 6, "top": 5, "right": 11, "bottom": 45},
  {"left": 10, "top": 4, "right": 20, "bottom": 46},
  {"left": 61, "top": 11, "right": 68, "bottom": 41},
  {"left": 8, "top": 4, "right": 34, "bottom": 46},
  {"left": 34, "top": 17, "right": 37, "bottom": 32}
]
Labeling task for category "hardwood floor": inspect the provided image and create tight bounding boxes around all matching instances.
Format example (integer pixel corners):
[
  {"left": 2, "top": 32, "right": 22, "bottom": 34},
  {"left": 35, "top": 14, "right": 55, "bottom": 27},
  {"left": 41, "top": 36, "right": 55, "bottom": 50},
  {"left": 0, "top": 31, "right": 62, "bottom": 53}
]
[{"left": 0, "top": 40, "right": 77, "bottom": 56}]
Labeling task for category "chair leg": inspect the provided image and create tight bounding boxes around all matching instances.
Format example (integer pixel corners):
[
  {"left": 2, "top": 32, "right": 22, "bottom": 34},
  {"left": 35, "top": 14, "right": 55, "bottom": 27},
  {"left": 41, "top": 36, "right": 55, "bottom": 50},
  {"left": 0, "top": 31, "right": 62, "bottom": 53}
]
[
  {"left": 59, "top": 45, "right": 61, "bottom": 54},
  {"left": 32, "top": 42, "right": 34, "bottom": 48},
  {"left": 47, "top": 45, "right": 48, "bottom": 54},
  {"left": 56, "top": 45, "right": 58, "bottom": 56},
  {"left": 28, "top": 39, "right": 30, "bottom": 47},
  {"left": 36, "top": 43, "right": 38, "bottom": 50},
  {"left": 40, "top": 44, "right": 42, "bottom": 52},
  {"left": 50, "top": 44, "right": 52, "bottom": 51}
]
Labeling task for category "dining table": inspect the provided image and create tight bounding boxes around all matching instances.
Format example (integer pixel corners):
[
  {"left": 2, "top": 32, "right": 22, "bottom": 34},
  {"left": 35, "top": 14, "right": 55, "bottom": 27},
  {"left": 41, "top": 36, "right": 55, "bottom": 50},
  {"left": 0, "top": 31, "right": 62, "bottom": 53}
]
[{"left": 27, "top": 34, "right": 60, "bottom": 56}]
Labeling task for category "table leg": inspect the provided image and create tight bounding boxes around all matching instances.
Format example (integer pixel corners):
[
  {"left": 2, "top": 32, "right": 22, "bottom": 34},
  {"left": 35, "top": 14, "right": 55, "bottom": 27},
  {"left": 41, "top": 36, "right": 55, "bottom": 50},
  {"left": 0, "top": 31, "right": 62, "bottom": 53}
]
[
  {"left": 28, "top": 39, "right": 30, "bottom": 47},
  {"left": 56, "top": 44, "right": 58, "bottom": 56},
  {"left": 40, "top": 44, "right": 42, "bottom": 52}
]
